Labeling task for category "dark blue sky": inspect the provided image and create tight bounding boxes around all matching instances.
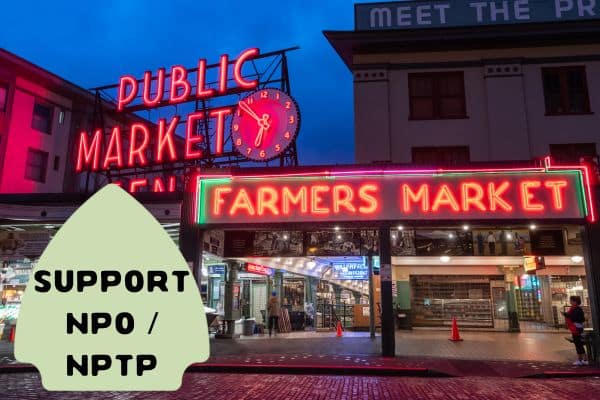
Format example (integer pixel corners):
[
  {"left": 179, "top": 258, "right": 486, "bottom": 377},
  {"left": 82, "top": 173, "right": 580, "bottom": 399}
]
[{"left": 0, "top": 1, "right": 383, "bottom": 165}]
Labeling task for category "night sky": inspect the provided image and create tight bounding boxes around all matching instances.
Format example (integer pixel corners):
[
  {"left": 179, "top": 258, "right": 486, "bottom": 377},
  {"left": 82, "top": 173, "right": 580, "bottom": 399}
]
[{"left": 0, "top": 1, "right": 383, "bottom": 165}]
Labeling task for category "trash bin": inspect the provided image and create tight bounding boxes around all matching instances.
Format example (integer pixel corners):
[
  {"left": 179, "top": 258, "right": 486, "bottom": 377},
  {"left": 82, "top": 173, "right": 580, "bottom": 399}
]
[
  {"left": 396, "top": 309, "right": 412, "bottom": 330},
  {"left": 583, "top": 330, "right": 598, "bottom": 363},
  {"left": 243, "top": 318, "right": 256, "bottom": 336}
]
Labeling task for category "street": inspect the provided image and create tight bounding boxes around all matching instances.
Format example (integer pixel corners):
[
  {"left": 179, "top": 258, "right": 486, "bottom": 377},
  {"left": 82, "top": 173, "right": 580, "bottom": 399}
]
[{"left": 2, "top": 372, "right": 600, "bottom": 399}]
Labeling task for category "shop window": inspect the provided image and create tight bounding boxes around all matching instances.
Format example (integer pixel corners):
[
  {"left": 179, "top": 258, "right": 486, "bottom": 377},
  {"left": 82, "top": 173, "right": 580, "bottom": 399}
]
[
  {"left": 550, "top": 143, "right": 597, "bottom": 163},
  {"left": 25, "top": 148, "right": 49, "bottom": 183},
  {"left": 542, "top": 66, "right": 591, "bottom": 115},
  {"left": 0, "top": 84, "right": 7, "bottom": 112},
  {"left": 412, "top": 146, "right": 470, "bottom": 166},
  {"left": 31, "top": 101, "right": 53, "bottom": 134},
  {"left": 408, "top": 72, "right": 467, "bottom": 120}
]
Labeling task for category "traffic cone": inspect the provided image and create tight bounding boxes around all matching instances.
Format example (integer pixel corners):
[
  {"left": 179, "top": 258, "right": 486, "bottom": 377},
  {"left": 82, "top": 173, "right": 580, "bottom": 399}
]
[
  {"left": 336, "top": 321, "right": 343, "bottom": 337},
  {"left": 9, "top": 326, "right": 15, "bottom": 343},
  {"left": 449, "top": 317, "right": 463, "bottom": 342}
]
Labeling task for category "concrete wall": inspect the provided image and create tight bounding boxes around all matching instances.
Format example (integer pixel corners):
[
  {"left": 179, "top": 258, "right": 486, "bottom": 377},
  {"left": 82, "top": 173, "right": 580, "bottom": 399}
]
[{"left": 353, "top": 45, "right": 600, "bottom": 164}]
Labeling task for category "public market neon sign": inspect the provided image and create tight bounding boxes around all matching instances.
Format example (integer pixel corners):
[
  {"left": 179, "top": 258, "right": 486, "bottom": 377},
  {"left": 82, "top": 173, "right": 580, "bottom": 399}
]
[
  {"left": 74, "top": 49, "right": 261, "bottom": 192},
  {"left": 195, "top": 162, "right": 596, "bottom": 224}
]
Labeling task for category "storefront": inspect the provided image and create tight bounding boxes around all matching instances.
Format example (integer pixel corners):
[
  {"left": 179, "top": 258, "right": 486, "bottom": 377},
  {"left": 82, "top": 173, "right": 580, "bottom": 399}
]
[{"left": 180, "top": 159, "right": 599, "bottom": 354}]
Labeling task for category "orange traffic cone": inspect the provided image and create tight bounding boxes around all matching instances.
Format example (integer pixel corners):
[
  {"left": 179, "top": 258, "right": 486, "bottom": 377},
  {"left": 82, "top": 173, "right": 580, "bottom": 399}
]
[
  {"left": 336, "top": 321, "right": 343, "bottom": 337},
  {"left": 9, "top": 326, "right": 15, "bottom": 343},
  {"left": 449, "top": 317, "right": 463, "bottom": 342}
]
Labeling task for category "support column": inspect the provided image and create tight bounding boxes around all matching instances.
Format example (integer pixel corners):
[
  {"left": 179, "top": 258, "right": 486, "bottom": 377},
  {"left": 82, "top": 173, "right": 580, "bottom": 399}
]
[
  {"left": 504, "top": 267, "right": 521, "bottom": 332},
  {"left": 378, "top": 226, "right": 395, "bottom": 357},
  {"left": 353, "top": 292, "right": 362, "bottom": 305},
  {"left": 367, "top": 252, "right": 376, "bottom": 338},
  {"left": 216, "top": 260, "right": 240, "bottom": 339},
  {"left": 582, "top": 223, "right": 600, "bottom": 363}
]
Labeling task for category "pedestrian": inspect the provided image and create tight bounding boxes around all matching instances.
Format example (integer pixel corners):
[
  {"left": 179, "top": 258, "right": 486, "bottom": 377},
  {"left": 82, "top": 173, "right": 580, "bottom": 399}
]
[
  {"left": 487, "top": 231, "right": 496, "bottom": 256},
  {"left": 476, "top": 232, "right": 485, "bottom": 255},
  {"left": 563, "top": 295, "right": 588, "bottom": 366},
  {"left": 267, "top": 291, "right": 280, "bottom": 337}
]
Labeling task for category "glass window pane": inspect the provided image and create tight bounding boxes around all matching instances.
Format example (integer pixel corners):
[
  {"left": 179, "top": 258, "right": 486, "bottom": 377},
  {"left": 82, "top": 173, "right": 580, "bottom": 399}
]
[
  {"left": 411, "top": 98, "right": 435, "bottom": 119},
  {"left": 439, "top": 97, "right": 465, "bottom": 118},
  {"left": 0, "top": 85, "right": 7, "bottom": 111},
  {"left": 567, "top": 69, "right": 589, "bottom": 113},
  {"left": 25, "top": 148, "right": 48, "bottom": 183},
  {"left": 439, "top": 75, "right": 463, "bottom": 96},
  {"left": 410, "top": 77, "right": 433, "bottom": 96},
  {"left": 32, "top": 102, "right": 52, "bottom": 134}
]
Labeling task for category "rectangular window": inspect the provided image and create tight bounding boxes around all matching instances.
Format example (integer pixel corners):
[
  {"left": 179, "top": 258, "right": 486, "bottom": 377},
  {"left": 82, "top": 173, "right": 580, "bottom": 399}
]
[
  {"left": 408, "top": 72, "right": 467, "bottom": 120},
  {"left": 25, "top": 148, "right": 49, "bottom": 183},
  {"left": 550, "top": 143, "right": 597, "bottom": 163},
  {"left": 542, "top": 67, "right": 591, "bottom": 115},
  {"left": 53, "top": 155, "right": 60, "bottom": 171},
  {"left": 0, "top": 84, "right": 7, "bottom": 112},
  {"left": 31, "top": 101, "right": 53, "bottom": 134},
  {"left": 412, "top": 146, "right": 470, "bottom": 166}
]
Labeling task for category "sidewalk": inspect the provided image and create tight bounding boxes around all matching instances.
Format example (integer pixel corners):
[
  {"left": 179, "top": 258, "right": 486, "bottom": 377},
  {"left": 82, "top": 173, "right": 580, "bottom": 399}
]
[{"left": 2, "top": 330, "right": 599, "bottom": 378}]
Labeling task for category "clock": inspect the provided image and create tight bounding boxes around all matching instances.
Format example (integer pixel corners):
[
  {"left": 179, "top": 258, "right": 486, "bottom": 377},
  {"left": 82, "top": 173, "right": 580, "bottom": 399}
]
[{"left": 231, "top": 88, "right": 300, "bottom": 161}]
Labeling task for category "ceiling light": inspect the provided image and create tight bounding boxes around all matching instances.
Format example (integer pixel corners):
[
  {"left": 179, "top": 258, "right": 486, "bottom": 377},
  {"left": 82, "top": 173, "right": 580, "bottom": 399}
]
[
  {"left": 571, "top": 255, "right": 583, "bottom": 263},
  {"left": 397, "top": 225, "right": 404, "bottom": 231},
  {"left": 336, "top": 234, "right": 342, "bottom": 240},
  {"left": 306, "top": 261, "right": 316, "bottom": 268},
  {"left": 44, "top": 225, "right": 54, "bottom": 229},
  {"left": 530, "top": 224, "right": 537, "bottom": 230},
  {"left": 462, "top": 225, "right": 469, "bottom": 231},
  {"left": 448, "top": 233, "right": 454, "bottom": 239},
  {"left": 391, "top": 234, "right": 397, "bottom": 240},
  {"left": 334, "top": 226, "right": 340, "bottom": 231},
  {"left": 283, "top": 234, "right": 289, "bottom": 240},
  {"left": 440, "top": 255, "right": 451, "bottom": 263},
  {"left": 506, "top": 233, "right": 513, "bottom": 240}
]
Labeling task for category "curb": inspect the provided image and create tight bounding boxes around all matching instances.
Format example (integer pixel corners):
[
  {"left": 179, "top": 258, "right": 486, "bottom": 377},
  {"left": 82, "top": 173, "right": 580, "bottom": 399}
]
[{"left": 525, "top": 369, "right": 600, "bottom": 379}]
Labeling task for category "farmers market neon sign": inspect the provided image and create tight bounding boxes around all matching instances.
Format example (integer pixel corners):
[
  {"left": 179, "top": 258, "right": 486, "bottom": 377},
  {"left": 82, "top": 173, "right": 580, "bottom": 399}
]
[{"left": 195, "top": 161, "right": 596, "bottom": 224}]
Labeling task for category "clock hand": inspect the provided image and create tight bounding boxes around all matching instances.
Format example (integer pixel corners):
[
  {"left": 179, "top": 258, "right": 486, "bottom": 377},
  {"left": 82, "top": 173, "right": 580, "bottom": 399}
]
[
  {"left": 238, "top": 101, "right": 262, "bottom": 123},
  {"left": 255, "top": 125, "right": 265, "bottom": 148}
]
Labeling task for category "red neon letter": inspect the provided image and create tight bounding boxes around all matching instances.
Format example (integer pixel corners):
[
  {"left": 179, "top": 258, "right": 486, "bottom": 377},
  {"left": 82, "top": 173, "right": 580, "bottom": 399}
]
[
  {"left": 128, "top": 123, "right": 150, "bottom": 167},
  {"left": 311, "top": 185, "right": 330, "bottom": 215},
  {"left": 358, "top": 184, "right": 379, "bottom": 214},
  {"left": 142, "top": 68, "right": 165, "bottom": 107},
  {"left": 103, "top": 126, "right": 123, "bottom": 169},
  {"left": 218, "top": 54, "right": 228, "bottom": 93},
  {"left": 257, "top": 187, "right": 280, "bottom": 216},
  {"left": 209, "top": 108, "right": 232, "bottom": 155},
  {"left": 544, "top": 180, "right": 568, "bottom": 210},
  {"left": 233, "top": 48, "right": 259, "bottom": 90},
  {"left": 185, "top": 112, "right": 205, "bottom": 160},
  {"left": 333, "top": 185, "right": 356, "bottom": 213},
  {"left": 230, "top": 188, "right": 256, "bottom": 216},
  {"left": 520, "top": 181, "right": 544, "bottom": 211},
  {"left": 489, "top": 181, "right": 512, "bottom": 211},
  {"left": 117, "top": 75, "right": 138, "bottom": 111},
  {"left": 157, "top": 116, "right": 179, "bottom": 163},
  {"left": 152, "top": 176, "right": 177, "bottom": 193},
  {"left": 169, "top": 65, "right": 192, "bottom": 104},
  {"left": 76, "top": 130, "right": 102, "bottom": 172},
  {"left": 432, "top": 185, "right": 460, "bottom": 212},
  {"left": 129, "top": 178, "right": 148, "bottom": 193},
  {"left": 402, "top": 184, "right": 429, "bottom": 212},
  {"left": 213, "top": 187, "right": 232, "bottom": 215},
  {"left": 462, "top": 182, "right": 486, "bottom": 212},
  {"left": 196, "top": 59, "right": 215, "bottom": 98},
  {"left": 282, "top": 186, "right": 308, "bottom": 215}
]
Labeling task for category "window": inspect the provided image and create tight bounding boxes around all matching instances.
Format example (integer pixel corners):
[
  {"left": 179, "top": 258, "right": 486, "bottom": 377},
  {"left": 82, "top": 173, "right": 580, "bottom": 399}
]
[
  {"left": 0, "top": 84, "right": 7, "bottom": 112},
  {"left": 408, "top": 72, "right": 467, "bottom": 120},
  {"left": 550, "top": 143, "right": 597, "bottom": 163},
  {"left": 31, "top": 101, "right": 53, "bottom": 134},
  {"left": 25, "top": 148, "right": 49, "bottom": 183},
  {"left": 53, "top": 155, "right": 60, "bottom": 171},
  {"left": 542, "top": 67, "right": 591, "bottom": 115},
  {"left": 412, "top": 146, "right": 470, "bottom": 166}
]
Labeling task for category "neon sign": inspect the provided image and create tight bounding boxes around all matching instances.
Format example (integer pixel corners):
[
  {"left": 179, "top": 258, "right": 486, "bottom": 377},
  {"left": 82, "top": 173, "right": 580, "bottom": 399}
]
[
  {"left": 74, "top": 48, "right": 301, "bottom": 194},
  {"left": 196, "top": 163, "right": 594, "bottom": 225},
  {"left": 245, "top": 263, "right": 274, "bottom": 276}
]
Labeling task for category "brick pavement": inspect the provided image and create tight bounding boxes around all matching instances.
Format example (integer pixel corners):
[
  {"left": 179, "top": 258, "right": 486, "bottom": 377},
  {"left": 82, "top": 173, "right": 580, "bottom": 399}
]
[{"left": 2, "top": 372, "right": 600, "bottom": 399}]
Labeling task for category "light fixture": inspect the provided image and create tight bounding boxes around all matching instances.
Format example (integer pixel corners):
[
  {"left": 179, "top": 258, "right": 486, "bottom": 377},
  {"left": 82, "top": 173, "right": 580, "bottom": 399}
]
[
  {"left": 334, "top": 226, "right": 340, "bottom": 231},
  {"left": 462, "top": 225, "right": 469, "bottom": 231},
  {"left": 397, "top": 225, "right": 404, "bottom": 231},
  {"left": 44, "top": 225, "right": 54, "bottom": 229},
  {"left": 283, "top": 234, "right": 289, "bottom": 240},
  {"left": 506, "top": 233, "right": 513, "bottom": 240},
  {"left": 275, "top": 257, "right": 282, "bottom": 262},
  {"left": 530, "top": 224, "right": 537, "bottom": 230},
  {"left": 391, "top": 234, "right": 397, "bottom": 240},
  {"left": 571, "top": 255, "right": 583, "bottom": 263},
  {"left": 448, "top": 233, "right": 454, "bottom": 239},
  {"left": 336, "top": 234, "right": 342, "bottom": 240},
  {"left": 306, "top": 261, "right": 316, "bottom": 268},
  {"left": 440, "top": 255, "right": 451, "bottom": 263}
]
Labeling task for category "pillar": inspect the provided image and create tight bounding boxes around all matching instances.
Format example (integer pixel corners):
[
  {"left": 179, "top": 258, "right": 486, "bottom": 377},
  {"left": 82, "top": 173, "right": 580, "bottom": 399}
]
[
  {"left": 504, "top": 267, "right": 521, "bottom": 332},
  {"left": 378, "top": 226, "right": 395, "bottom": 357},
  {"left": 216, "top": 260, "right": 239, "bottom": 339},
  {"left": 367, "top": 252, "right": 376, "bottom": 338},
  {"left": 353, "top": 292, "right": 362, "bottom": 305}
]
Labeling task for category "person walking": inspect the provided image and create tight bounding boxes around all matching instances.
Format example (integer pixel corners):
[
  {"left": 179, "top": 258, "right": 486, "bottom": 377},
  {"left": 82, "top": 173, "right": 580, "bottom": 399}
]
[
  {"left": 486, "top": 231, "right": 496, "bottom": 256},
  {"left": 563, "top": 295, "right": 588, "bottom": 366},
  {"left": 267, "top": 291, "right": 280, "bottom": 337}
]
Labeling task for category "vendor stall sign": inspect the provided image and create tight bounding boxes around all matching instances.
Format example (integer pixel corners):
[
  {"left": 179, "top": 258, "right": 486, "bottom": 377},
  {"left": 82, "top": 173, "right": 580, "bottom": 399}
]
[
  {"left": 245, "top": 263, "right": 274, "bottom": 276},
  {"left": 332, "top": 262, "right": 369, "bottom": 280},
  {"left": 356, "top": 0, "right": 600, "bottom": 31},
  {"left": 195, "top": 160, "right": 595, "bottom": 225}
]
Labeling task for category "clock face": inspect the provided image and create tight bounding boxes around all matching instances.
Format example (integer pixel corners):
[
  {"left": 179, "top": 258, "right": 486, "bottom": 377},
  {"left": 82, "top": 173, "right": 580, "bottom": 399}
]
[{"left": 231, "top": 88, "right": 300, "bottom": 161}]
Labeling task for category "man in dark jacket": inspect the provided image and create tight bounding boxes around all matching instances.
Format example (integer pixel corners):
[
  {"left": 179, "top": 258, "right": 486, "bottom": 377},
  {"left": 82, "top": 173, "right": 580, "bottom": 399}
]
[{"left": 563, "top": 295, "right": 587, "bottom": 366}]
